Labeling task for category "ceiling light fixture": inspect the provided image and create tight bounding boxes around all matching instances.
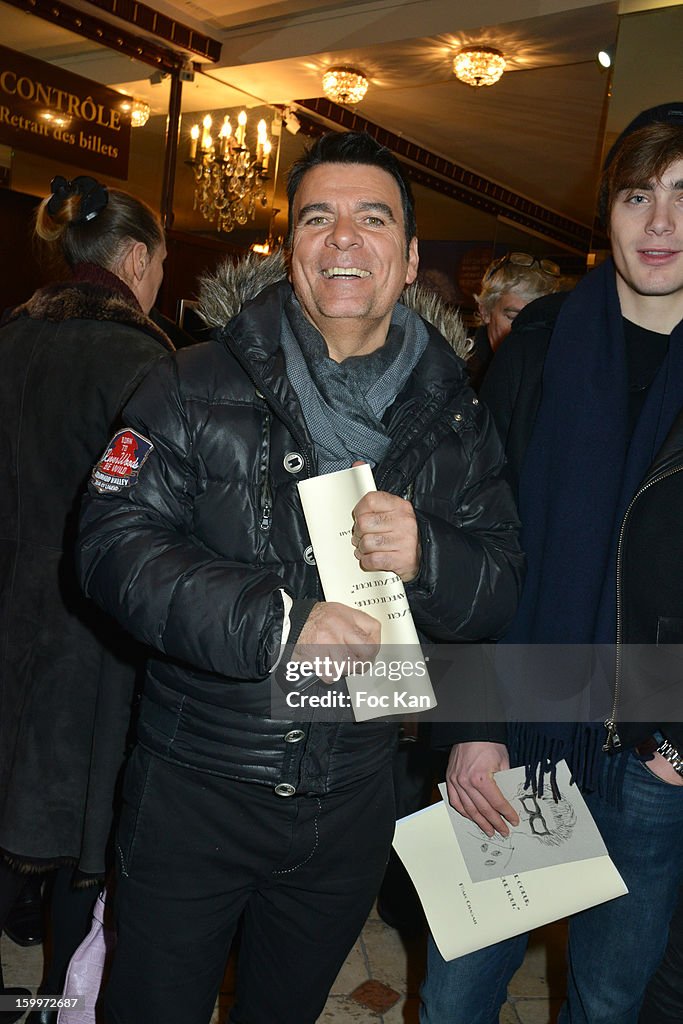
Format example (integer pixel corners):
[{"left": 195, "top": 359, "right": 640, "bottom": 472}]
[
  {"left": 321, "top": 66, "right": 369, "bottom": 105},
  {"left": 453, "top": 47, "right": 506, "bottom": 88},
  {"left": 130, "top": 99, "right": 151, "bottom": 128},
  {"left": 120, "top": 98, "right": 151, "bottom": 127}
]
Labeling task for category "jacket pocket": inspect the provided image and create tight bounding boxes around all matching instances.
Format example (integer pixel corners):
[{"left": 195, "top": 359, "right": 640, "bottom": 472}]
[
  {"left": 657, "top": 616, "right": 683, "bottom": 643},
  {"left": 115, "top": 747, "right": 154, "bottom": 877},
  {"left": 635, "top": 752, "right": 683, "bottom": 790}
]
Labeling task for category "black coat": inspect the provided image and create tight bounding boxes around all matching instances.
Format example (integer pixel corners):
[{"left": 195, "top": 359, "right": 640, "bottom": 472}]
[
  {"left": 0, "top": 279, "right": 173, "bottom": 877},
  {"left": 481, "top": 292, "right": 683, "bottom": 752},
  {"left": 79, "top": 277, "right": 524, "bottom": 794}
]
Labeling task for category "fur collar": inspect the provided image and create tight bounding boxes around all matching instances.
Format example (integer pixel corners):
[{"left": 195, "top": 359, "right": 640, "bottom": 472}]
[
  {"left": 197, "top": 250, "right": 470, "bottom": 361},
  {"left": 5, "top": 280, "right": 174, "bottom": 352}
]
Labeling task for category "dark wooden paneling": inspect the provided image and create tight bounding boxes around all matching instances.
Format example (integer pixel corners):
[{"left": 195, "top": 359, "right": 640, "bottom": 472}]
[
  {"left": 0, "top": 189, "right": 246, "bottom": 323},
  {"left": 157, "top": 229, "right": 243, "bottom": 321},
  {"left": 0, "top": 189, "right": 47, "bottom": 314}
]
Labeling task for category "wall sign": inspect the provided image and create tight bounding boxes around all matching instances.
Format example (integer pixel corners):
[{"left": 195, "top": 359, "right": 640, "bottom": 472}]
[{"left": 0, "top": 43, "right": 132, "bottom": 178}]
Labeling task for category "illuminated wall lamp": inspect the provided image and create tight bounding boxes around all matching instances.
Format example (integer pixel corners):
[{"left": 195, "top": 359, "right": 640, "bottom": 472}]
[
  {"left": 120, "top": 98, "right": 151, "bottom": 127},
  {"left": 597, "top": 46, "right": 614, "bottom": 69}
]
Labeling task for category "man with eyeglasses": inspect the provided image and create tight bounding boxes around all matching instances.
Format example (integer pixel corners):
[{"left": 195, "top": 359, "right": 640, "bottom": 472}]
[
  {"left": 469, "top": 251, "right": 561, "bottom": 388},
  {"left": 421, "top": 101, "right": 683, "bottom": 1024}
]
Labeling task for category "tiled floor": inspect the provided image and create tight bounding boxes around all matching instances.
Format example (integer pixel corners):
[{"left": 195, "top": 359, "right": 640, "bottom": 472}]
[{"left": 3, "top": 909, "right": 567, "bottom": 1022}]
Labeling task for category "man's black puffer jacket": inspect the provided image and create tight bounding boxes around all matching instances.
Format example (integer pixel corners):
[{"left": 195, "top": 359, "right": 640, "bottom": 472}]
[{"left": 78, "top": 269, "right": 523, "bottom": 795}]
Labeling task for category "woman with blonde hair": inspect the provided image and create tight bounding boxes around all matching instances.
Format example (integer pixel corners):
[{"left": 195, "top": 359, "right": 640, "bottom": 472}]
[{"left": 469, "top": 251, "right": 561, "bottom": 387}]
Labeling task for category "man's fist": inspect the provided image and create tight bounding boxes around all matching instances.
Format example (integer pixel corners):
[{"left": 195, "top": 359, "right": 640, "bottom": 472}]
[
  {"left": 293, "top": 602, "right": 381, "bottom": 683},
  {"left": 352, "top": 490, "right": 421, "bottom": 582}
]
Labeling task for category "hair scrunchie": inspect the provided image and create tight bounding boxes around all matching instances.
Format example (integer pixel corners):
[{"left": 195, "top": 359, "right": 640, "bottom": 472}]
[{"left": 47, "top": 175, "right": 109, "bottom": 223}]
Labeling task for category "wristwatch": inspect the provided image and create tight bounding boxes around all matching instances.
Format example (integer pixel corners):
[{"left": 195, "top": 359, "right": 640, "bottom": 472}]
[
  {"left": 655, "top": 738, "right": 683, "bottom": 779},
  {"left": 636, "top": 733, "right": 683, "bottom": 779}
]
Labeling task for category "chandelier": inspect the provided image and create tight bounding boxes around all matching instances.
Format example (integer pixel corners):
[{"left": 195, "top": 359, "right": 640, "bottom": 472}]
[
  {"left": 321, "top": 66, "right": 369, "bottom": 105},
  {"left": 453, "top": 47, "right": 506, "bottom": 87},
  {"left": 187, "top": 111, "right": 272, "bottom": 233}
]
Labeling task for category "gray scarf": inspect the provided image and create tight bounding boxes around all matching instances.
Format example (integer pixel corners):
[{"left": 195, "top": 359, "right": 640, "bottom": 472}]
[{"left": 281, "top": 294, "right": 429, "bottom": 473}]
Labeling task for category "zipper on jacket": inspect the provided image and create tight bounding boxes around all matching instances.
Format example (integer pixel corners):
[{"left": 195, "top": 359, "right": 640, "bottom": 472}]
[
  {"left": 227, "top": 338, "right": 315, "bottom": 480},
  {"left": 604, "top": 463, "right": 683, "bottom": 752},
  {"left": 257, "top": 397, "right": 273, "bottom": 532},
  {"left": 260, "top": 484, "right": 272, "bottom": 531}
]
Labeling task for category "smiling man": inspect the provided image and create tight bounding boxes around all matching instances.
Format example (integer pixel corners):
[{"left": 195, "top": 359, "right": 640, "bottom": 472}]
[
  {"left": 77, "top": 131, "right": 523, "bottom": 1024},
  {"left": 287, "top": 162, "right": 418, "bottom": 357},
  {"left": 420, "top": 104, "right": 683, "bottom": 1024}
]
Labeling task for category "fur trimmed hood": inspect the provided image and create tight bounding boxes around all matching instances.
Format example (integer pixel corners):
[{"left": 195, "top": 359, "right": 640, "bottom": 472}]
[
  {"left": 197, "top": 250, "right": 470, "bottom": 361},
  {"left": 4, "top": 280, "right": 174, "bottom": 352}
]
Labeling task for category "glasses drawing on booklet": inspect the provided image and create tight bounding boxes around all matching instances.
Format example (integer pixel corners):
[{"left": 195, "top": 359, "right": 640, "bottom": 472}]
[{"left": 468, "top": 784, "right": 579, "bottom": 874}]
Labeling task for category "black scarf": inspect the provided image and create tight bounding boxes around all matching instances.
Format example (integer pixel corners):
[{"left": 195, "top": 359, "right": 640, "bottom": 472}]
[{"left": 504, "top": 258, "right": 683, "bottom": 794}]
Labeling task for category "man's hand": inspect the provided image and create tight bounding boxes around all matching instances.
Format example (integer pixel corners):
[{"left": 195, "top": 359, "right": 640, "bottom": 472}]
[
  {"left": 446, "top": 741, "right": 519, "bottom": 838},
  {"left": 352, "top": 490, "right": 421, "bottom": 582},
  {"left": 293, "top": 601, "right": 381, "bottom": 684}
]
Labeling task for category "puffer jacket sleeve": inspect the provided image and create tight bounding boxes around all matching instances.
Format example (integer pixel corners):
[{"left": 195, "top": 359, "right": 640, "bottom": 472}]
[
  {"left": 78, "top": 354, "right": 286, "bottom": 680},
  {"left": 406, "top": 400, "right": 524, "bottom": 642}
]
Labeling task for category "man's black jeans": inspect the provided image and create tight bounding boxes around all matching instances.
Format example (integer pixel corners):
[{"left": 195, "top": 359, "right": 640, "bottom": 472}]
[{"left": 105, "top": 745, "right": 395, "bottom": 1024}]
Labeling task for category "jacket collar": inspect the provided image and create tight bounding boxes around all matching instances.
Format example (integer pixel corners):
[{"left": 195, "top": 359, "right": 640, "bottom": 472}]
[
  {"left": 4, "top": 280, "right": 174, "bottom": 352},
  {"left": 218, "top": 276, "right": 473, "bottom": 489},
  {"left": 198, "top": 249, "right": 471, "bottom": 361}
]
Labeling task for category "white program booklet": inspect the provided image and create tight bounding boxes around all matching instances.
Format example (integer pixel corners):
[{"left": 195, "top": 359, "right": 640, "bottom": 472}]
[
  {"left": 297, "top": 463, "right": 436, "bottom": 721},
  {"left": 392, "top": 762, "right": 627, "bottom": 960}
]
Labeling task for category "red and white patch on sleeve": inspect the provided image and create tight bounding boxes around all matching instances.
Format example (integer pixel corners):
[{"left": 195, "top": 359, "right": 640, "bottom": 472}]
[{"left": 91, "top": 428, "right": 154, "bottom": 494}]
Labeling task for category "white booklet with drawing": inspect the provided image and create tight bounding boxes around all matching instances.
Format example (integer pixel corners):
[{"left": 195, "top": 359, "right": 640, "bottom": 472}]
[
  {"left": 297, "top": 463, "right": 436, "bottom": 721},
  {"left": 392, "top": 761, "right": 627, "bottom": 960}
]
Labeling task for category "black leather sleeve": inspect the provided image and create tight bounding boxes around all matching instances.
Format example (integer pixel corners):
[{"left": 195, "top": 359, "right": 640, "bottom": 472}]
[
  {"left": 406, "top": 400, "right": 525, "bottom": 643},
  {"left": 78, "top": 355, "right": 287, "bottom": 681}
]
